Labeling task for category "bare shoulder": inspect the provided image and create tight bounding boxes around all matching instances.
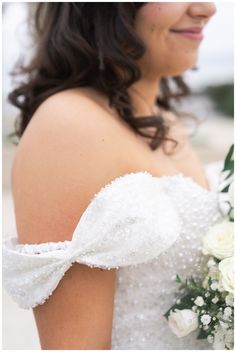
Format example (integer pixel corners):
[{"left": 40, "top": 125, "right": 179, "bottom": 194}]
[{"left": 12, "top": 88, "right": 148, "bottom": 245}]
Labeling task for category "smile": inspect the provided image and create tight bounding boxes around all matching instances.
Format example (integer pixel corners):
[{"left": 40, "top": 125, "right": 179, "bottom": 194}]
[{"left": 170, "top": 28, "right": 204, "bottom": 41}]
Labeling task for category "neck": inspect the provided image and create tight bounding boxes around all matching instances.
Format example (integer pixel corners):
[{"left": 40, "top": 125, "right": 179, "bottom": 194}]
[{"left": 128, "top": 78, "right": 160, "bottom": 117}]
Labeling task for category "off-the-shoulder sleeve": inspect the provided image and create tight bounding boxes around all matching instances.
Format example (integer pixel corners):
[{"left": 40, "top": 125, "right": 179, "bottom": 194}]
[{"left": 2, "top": 171, "right": 182, "bottom": 309}]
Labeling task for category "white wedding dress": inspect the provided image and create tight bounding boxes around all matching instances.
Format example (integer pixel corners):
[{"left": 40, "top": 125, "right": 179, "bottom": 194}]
[{"left": 2, "top": 161, "right": 225, "bottom": 349}]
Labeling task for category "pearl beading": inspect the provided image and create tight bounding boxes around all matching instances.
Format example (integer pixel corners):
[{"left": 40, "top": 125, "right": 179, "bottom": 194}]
[
  {"left": 2, "top": 164, "right": 224, "bottom": 349},
  {"left": 111, "top": 173, "right": 222, "bottom": 349}
]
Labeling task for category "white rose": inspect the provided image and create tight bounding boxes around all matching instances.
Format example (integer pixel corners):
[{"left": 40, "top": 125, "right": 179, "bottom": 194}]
[
  {"left": 194, "top": 296, "right": 205, "bottom": 306},
  {"left": 219, "top": 256, "right": 234, "bottom": 293},
  {"left": 228, "top": 181, "right": 234, "bottom": 208},
  {"left": 202, "top": 221, "right": 234, "bottom": 260},
  {"left": 210, "top": 281, "right": 219, "bottom": 290},
  {"left": 168, "top": 309, "right": 198, "bottom": 338},
  {"left": 200, "top": 314, "right": 211, "bottom": 325}
]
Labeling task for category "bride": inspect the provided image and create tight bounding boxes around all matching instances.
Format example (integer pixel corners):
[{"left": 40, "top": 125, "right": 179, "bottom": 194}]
[{"left": 2, "top": 2, "right": 221, "bottom": 349}]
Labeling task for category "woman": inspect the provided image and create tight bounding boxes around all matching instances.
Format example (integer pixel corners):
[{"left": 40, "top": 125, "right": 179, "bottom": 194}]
[{"left": 2, "top": 2, "right": 221, "bottom": 349}]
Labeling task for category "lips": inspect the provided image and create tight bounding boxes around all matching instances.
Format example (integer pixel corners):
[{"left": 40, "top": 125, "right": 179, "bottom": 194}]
[
  {"left": 170, "top": 27, "right": 204, "bottom": 41},
  {"left": 170, "top": 27, "right": 203, "bottom": 33}
]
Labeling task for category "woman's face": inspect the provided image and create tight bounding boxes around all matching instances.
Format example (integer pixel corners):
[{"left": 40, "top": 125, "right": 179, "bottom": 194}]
[{"left": 134, "top": 2, "right": 216, "bottom": 78}]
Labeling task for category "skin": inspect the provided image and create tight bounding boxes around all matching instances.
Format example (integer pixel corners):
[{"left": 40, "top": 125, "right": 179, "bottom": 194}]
[
  {"left": 12, "top": 3, "right": 216, "bottom": 350},
  {"left": 88, "top": 2, "right": 217, "bottom": 187},
  {"left": 129, "top": 2, "right": 217, "bottom": 118}
]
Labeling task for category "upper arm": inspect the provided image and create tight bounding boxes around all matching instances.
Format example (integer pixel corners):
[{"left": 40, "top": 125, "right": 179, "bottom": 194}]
[
  {"left": 11, "top": 90, "right": 133, "bottom": 349},
  {"left": 12, "top": 90, "right": 133, "bottom": 243}
]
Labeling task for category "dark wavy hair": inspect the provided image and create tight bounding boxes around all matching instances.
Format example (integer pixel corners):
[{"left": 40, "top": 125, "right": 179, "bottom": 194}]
[{"left": 8, "top": 2, "right": 194, "bottom": 152}]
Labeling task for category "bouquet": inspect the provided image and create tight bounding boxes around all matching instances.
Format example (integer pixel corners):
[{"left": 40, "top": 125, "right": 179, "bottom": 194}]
[{"left": 164, "top": 144, "right": 234, "bottom": 350}]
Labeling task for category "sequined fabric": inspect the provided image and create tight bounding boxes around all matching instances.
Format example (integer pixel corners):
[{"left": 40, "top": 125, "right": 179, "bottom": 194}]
[{"left": 2, "top": 161, "right": 224, "bottom": 349}]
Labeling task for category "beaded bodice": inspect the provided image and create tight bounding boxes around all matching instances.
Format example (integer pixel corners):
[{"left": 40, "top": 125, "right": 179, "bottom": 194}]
[
  {"left": 111, "top": 172, "right": 222, "bottom": 349},
  {"left": 2, "top": 162, "right": 224, "bottom": 349}
]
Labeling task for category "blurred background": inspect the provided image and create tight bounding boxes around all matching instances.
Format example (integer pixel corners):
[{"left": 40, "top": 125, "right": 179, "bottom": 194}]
[{"left": 2, "top": 2, "right": 234, "bottom": 350}]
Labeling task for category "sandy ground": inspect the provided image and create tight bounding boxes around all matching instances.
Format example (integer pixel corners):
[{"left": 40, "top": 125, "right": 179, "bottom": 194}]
[{"left": 2, "top": 110, "right": 234, "bottom": 350}]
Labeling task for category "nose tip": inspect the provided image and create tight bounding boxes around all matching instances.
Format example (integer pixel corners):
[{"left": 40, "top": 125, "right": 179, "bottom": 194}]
[
  {"left": 201, "top": 2, "right": 217, "bottom": 18},
  {"left": 205, "top": 2, "right": 217, "bottom": 18},
  {"left": 210, "top": 3, "right": 217, "bottom": 17},
  {"left": 190, "top": 2, "right": 217, "bottom": 19}
]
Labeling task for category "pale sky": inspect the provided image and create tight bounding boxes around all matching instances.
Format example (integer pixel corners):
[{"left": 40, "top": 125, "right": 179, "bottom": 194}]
[{"left": 185, "top": 2, "right": 234, "bottom": 88}]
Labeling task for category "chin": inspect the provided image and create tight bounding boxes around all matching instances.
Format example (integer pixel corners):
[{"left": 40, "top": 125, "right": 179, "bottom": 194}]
[
  {"left": 170, "top": 66, "right": 197, "bottom": 76},
  {"left": 163, "top": 57, "right": 198, "bottom": 76}
]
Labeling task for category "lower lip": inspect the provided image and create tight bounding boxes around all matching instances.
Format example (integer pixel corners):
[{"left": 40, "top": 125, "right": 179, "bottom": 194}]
[{"left": 170, "top": 31, "right": 203, "bottom": 41}]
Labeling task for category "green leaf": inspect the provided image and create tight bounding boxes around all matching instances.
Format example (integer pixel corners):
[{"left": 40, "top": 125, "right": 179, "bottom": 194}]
[
  {"left": 208, "top": 276, "right": 213, "bottom": 287},
  {"left": 221, "top": 184, "right": 231, "bottom": 193},
  {"left": 222, "top": 144, "right": 234, "bottom": 186},
  {"left": 176, "top": 274, "right": 181, "bottom": 284},
  {"left": 223, "top": 144, "right": 234, "bottom": 172}
]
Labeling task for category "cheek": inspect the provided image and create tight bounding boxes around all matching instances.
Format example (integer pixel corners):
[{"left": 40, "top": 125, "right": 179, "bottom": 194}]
[
  {"left": 137, "top": 3, "right": 181, "bottom": 34},
  {"left": 135, "top": 3, "right": 169, "bottom": 34},
  {"left": 135, "top": 3, "right": 198, "bottom": 74},
  {"left": 141, "top": 3, "right": 163, "bottom": 22}
]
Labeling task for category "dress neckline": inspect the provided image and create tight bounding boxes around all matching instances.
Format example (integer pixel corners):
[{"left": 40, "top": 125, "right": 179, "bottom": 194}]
[
  {"left": 93, "top": 170, "right": 214, "bottom": 197},
  {"left": 5, "top": 170, "right": 217, "bottom": 251}
]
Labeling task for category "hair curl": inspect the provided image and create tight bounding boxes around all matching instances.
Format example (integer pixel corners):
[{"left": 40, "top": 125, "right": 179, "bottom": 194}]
[{"left": 8, "top": 2, "right": 193, "bottom": 152}]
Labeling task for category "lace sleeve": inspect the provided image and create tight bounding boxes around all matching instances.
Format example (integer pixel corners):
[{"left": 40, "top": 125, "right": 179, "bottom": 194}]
[{"left": 2, "top": 171, "right": 181, "bottom": 309}]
